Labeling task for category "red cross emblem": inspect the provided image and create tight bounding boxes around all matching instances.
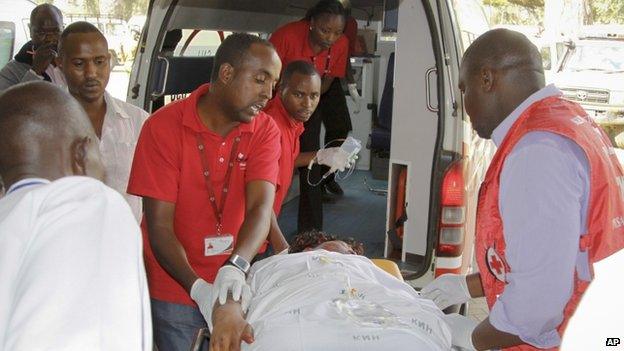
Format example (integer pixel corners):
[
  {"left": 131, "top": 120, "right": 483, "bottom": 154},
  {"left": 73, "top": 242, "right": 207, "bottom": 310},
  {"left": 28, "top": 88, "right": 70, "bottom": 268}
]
[{"left": 486, "top": 247, "right": 507, "bottom": 282}]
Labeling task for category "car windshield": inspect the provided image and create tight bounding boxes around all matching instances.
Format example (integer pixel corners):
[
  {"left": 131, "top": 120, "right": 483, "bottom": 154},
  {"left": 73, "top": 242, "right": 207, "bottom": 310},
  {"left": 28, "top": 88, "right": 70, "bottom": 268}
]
[
  {"left": 563, "top": 41, "right": 624, "bottom": 73},
  {"left": 0, "top": 22, "right": 14, "bottom": 68}
]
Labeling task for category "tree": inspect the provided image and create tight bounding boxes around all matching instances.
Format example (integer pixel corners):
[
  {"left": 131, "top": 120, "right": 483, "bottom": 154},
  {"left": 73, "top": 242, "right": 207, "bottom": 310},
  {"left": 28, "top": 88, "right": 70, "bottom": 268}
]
[
  {"left": 111, "top": 0, "right": 148, "bottom": 21},
  {"left": 588, "top": 0, "right": 624, "bottom": 24},
  {"left": 84, "top": 0, "right": 100, "bottom": 16},
  {"left": 483, "top": 0, "right": 544, "bottom": 25}
]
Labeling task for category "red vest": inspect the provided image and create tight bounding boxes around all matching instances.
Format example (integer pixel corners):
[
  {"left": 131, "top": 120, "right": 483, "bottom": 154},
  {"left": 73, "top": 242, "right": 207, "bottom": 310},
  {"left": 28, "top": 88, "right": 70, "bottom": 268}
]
[{"left": 475, "top": 96, "right": 624, "bottom": 350}]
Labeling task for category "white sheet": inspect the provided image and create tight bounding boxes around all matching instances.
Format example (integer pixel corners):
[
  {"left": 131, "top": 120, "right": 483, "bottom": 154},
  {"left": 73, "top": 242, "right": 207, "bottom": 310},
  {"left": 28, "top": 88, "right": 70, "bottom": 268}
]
[{"left": 241, "top": 251, "right": 452, "bottom": 350}]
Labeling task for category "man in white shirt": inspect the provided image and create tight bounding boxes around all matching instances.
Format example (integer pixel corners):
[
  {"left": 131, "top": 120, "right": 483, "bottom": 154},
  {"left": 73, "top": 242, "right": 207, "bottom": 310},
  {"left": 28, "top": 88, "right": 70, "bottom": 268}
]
[
  {"left": 59, "top": 21, "right": 148, "bottom": 221},
  {"left": 0, "top": 4, "right": 66, "bottom": 91},
  {"left": 206, "top": 233, "right": 452, "bottom": 351},
  {"left": 0, "top": 81, "right": 152, "bottom": 351}
]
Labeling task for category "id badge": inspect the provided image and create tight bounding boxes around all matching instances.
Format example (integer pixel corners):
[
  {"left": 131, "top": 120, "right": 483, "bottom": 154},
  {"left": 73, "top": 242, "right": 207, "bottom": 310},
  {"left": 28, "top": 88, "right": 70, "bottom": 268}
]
[{"left": 204, "top": 234, "right": 234, "bottom": 256}]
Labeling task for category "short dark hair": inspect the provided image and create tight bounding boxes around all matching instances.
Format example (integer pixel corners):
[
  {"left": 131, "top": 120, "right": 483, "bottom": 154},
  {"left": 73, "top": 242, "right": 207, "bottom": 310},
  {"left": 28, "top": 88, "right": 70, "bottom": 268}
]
[
  {"left": 59, "top": 21, "right": 106, "bottom": 54},
  {"left": 210, "top": 33, "right": 274, "bottom": 83},
  {"left": 289, "top": 230, "right": 364, "bottom": 255},
  {"left": 280, "top": 60, "right": 320, "bottom": 87},
  {"left": 305, "top": 0, "right": 347, "bottom": 21},
  {"left": 30, "top": 4, "right": 63, "bottom": 24}
]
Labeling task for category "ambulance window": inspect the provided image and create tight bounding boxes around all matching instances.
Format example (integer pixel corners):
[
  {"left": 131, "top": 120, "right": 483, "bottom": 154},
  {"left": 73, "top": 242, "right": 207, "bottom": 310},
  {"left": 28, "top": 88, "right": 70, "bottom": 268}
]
[
  {"left": 172, "top": 30, "right": 264, "bottom": 57},
  {"left": 173, "top": 30, "right": 225, "bottom": 57},
  {"left": 0, "top": 22, "right": 15, "bottom": 68}
]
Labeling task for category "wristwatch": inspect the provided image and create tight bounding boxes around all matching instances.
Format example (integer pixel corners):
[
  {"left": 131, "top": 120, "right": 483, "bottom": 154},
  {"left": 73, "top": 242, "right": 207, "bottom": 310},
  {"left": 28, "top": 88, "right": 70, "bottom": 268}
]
[{"left": 227, "top": 254, "right": 251, "bottom": 274}]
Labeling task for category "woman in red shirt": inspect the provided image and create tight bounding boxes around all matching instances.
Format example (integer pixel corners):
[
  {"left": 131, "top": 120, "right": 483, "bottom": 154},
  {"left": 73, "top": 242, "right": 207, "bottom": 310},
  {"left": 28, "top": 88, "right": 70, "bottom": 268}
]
[{"left": 269, "top": 0, "right": 351, "bottom": 233}]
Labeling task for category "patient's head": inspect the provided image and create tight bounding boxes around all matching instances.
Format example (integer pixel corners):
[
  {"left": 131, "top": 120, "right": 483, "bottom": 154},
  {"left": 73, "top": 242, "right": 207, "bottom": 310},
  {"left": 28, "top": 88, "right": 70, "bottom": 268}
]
[
  {"left": 289, "top": 230, "right": 364, "bottom": 255},
  {"left": 314, "top": 240, "right": 357, "bottom": 254}
]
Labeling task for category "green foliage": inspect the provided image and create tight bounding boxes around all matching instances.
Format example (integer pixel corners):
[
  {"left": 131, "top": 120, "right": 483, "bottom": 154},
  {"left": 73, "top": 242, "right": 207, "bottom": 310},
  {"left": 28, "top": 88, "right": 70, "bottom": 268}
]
[
  {"left": 36, "top": 0, "right": 148, "bottom": 21},
  {"left": 484, "top": 0, "right": 543, "bottom": 25},
  {"left": 589, "top": 0, "right": 624, "bottom": 24},
  {"left": 111, "top": 0, "right": 148, "bottom": 21},
  {"left": 508, "top": 0, "right": 544, "bottom": 9},
  {"left": 84, "top": 0, "right": 100, "bottom": 16}
]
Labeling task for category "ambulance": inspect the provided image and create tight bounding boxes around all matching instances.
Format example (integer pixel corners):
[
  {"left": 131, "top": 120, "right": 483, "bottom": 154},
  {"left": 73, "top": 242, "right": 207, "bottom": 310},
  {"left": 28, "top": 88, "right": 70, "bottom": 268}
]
[{"left": 127, "top": 0, "right": 490, "bottom": 296}]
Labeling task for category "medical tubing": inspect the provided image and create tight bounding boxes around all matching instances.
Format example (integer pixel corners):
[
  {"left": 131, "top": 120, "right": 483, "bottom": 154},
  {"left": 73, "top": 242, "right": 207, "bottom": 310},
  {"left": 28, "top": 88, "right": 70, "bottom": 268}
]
[{"left": 306, "top": 138, "right": 358, "bottom": 186}]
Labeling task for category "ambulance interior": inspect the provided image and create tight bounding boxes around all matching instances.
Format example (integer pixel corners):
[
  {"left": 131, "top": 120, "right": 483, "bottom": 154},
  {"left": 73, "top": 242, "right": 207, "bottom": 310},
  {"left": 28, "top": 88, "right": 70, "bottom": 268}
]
[{"left": 128, "top": 0, "right": 491, "bottom": 289}]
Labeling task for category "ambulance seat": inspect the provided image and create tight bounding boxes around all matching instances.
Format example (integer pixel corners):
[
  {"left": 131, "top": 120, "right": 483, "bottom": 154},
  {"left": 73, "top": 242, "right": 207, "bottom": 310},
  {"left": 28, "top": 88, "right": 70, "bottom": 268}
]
[
  {"left": 150, "top": 55, "right": 214, "bottom": 100},
  {"left": 369, "top": 52, "right": 394, "bottom": 152}
]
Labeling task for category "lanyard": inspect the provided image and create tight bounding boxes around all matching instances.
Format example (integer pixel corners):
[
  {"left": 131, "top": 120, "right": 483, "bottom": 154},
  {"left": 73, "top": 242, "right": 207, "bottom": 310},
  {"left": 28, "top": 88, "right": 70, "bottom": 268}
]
[
  {"left": 312, "top": 47, "right": 332, "bottom": 77},
  {"left": 6, "top": 180, "right": 47, "bottom": 195},
  {"left": 195, "top": 134, "right": 241, "bottom": 234}
]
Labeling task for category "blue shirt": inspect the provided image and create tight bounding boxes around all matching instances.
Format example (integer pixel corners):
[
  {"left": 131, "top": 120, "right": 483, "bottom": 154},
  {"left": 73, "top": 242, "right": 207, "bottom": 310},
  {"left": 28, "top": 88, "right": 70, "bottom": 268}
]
[{"left": 488, "top": 85, "right": 591, "bottom": 348}]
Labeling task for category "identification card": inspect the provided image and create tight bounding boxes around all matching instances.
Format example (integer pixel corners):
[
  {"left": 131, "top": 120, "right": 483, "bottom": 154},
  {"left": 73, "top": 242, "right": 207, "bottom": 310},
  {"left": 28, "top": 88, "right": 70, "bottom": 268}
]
[{"left": 204, "top": 234, "right": 234, "bottom": 256}]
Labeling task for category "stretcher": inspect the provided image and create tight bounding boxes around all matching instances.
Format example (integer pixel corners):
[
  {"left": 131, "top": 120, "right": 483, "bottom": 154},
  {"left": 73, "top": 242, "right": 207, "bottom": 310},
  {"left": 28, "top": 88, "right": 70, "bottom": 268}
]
[{"left": 189, "top": 259, "right": 405, "bottom": 351}]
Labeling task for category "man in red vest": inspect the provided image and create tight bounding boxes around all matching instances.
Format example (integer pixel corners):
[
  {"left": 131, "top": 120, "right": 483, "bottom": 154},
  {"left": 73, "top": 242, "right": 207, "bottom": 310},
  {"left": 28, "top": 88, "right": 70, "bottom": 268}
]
[{"left": 422, "top": 28, "right": 624, "bottom": 351}]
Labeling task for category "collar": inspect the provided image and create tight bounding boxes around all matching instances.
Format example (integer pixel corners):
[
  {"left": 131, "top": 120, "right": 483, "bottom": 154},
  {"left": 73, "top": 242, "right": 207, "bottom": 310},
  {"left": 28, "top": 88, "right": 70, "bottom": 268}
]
[
  {"left": 182, "top": 83, "right": 256, "bottom": 135},
  {"left": 491, "top": 84, "right": 562, "bottom": 147},
  {"left": 104, "top": 91, "right": 131, "bottom": 120},
  {"left": 6, "top": 177, "right": 51, "bottom": 195},
  {"left": 271, "top": 95, "right": 304, "bottom": 131}
]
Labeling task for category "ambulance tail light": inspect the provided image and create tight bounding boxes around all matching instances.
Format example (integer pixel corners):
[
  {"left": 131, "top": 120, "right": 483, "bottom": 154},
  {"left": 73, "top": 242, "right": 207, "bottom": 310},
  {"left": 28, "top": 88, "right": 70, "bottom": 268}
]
[{"left": 436, "top": 160, "right": 466, "bottom": 264}]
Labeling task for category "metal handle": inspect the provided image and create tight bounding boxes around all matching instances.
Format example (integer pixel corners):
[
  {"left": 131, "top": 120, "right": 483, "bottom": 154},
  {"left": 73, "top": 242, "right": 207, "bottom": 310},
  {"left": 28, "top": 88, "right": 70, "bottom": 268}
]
[
  {"left": 151, "top": 55, "right": 170, "bottom": 100},
  {"left": 189, "top": 328, "right": 210, "bottom": 351},
  {"left": 425, "top": 67, "right": 438, "bottom": 112}
]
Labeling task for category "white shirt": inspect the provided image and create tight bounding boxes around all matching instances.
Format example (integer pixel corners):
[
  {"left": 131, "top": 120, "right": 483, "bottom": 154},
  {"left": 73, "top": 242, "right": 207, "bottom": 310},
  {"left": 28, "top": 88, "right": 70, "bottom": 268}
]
[
  {"left": 240, "top": 251, "right": 451, "bottom": 351},
  {"left": 0, "top": 177, "right": 152, "bottom": 351},
  {"left": 44, "top": 65, "right": 67, "bottom": 87},
  {"left": 488, "top": 85, "right": 591, "bottom": 348},
  {"left": 560, "top": 249, "right": 624, "bottom": 350},
  {"left": 100, "top": 92, "right": 149, "bottom": 222}
]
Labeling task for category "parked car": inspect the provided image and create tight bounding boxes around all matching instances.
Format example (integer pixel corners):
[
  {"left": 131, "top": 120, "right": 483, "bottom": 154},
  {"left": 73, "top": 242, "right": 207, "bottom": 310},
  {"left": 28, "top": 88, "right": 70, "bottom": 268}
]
[
  {"left": 553, "top": 25, "right": 624, "bottom": 147},
  {"left": 0, "top": 0, "right": 36, "bottom": 69}
]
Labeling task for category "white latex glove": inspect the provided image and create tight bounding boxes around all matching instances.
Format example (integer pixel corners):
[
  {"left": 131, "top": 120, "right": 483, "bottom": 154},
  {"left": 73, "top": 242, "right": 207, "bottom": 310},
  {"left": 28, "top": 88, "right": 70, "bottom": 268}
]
[
  {"left": 421, "top": 274, "right": 471, "bottom": 310},
  {"left": 190, "top": 278, "right": 214, "bottom": 325},
  {"left": 347, "top": 83, "right": 361, "bottom": 114},
  {"left": 316, "top": 147, "right": 351, "bottom": 173},
  {"left": 442, "top": 313, "right": 478, "bottom": 351},
  {"left": 211, "top": 265, "right": 252, "bottom": 312}
]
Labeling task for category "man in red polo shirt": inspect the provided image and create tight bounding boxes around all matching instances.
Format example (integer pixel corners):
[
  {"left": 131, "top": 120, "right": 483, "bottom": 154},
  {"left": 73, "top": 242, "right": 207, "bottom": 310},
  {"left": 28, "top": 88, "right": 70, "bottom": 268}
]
[
  {"left": 264, "top": 60, "right": 351, "bottom": 252},
  {"left": 269, "top": 0, "right": 350, "bottom": 232},
  {"left": 127, "top": 33, "right": 282, "bottom": 351}
]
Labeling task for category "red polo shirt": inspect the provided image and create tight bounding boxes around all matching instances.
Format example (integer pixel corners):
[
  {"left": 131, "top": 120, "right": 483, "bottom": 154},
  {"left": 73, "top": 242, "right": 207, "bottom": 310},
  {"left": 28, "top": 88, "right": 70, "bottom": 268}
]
[
  {"left": 127, "top": 84, "right": 280, "bottom": 305},
  {"left": 270, "top": 19, "right": 349, "bottom": 78},
  {"left": 264, "top": 96, "right": 305, "bottom": 215}
]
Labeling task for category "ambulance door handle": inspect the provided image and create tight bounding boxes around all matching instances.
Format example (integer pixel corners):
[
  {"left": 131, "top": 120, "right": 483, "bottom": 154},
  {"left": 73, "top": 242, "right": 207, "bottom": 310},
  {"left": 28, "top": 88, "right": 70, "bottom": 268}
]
[
  {"left": 151, "top": 55, "right": 170, "bottom": 100},
  {"left": 425, "top": 67, "right": 438, "bottom": 113}
]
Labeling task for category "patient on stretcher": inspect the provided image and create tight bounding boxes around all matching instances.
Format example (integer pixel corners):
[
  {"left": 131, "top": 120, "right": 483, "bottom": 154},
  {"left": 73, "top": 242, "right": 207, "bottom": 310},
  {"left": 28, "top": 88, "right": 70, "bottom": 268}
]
[{"left": 209, "top": 232, "right": 452, "bottom": 351}]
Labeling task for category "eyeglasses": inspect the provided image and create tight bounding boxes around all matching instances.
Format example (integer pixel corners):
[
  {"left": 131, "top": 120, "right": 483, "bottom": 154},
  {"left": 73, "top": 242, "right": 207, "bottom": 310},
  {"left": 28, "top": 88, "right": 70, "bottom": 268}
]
[{"left": 32, "top": 29, "right": 61, "bottom": 39}]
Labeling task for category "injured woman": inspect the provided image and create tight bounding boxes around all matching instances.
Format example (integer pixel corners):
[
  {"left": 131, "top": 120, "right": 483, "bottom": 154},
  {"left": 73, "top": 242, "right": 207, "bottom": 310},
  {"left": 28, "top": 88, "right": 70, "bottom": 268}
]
[{"left": 208, "top": 232, "right": 453, "bottom": 351}]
